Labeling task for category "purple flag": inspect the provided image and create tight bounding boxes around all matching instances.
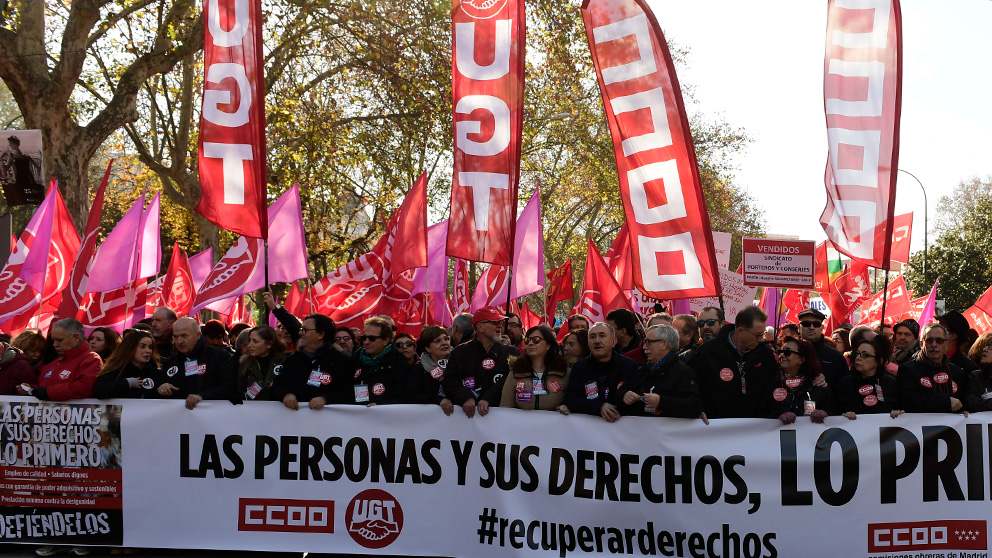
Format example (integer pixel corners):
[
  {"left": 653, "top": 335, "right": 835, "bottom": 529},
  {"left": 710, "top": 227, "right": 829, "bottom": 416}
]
[
  {"left": 510, "top": 188, "right": 545, "bottom": 298},
  {"left": 411, "top": 221, "right": 449, "bottom": 295},
  {"left": 918, "top": 278, "right": 939, "bottom": 326},
  {"left": 188, "top": 248, "right": 214, "bottom": 291},
  {"left": 267, "top": 184, "right": 309, "bottom": 283},
  {"left": 136, "top": 193, "right": 161, "bottom": 280},
  {"left": 84, "top": 195, "right": 145, "bottom": 293},
  {"left": 670, "top": 298, "right": 691, "bottom": 315},
  {"left": 19, "top": 185, "right": 57, "bottom": 294}
]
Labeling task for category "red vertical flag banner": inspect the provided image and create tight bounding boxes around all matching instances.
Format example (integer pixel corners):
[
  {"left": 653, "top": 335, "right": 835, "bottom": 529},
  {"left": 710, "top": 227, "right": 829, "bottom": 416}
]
[
  {"left": 196, "top": 0, "right": 268, "bottom": 238},
  {"left": 581, "top": 0, "right": 721, "bottom": 300},
  {"left": 544, "top": 260, "right": 574, "bottom": 324},
  {"left": 820, "top": 0, "right": 902, "bottom": 268},
  {"left": 446, "top": 0, "right": 525, "bottom": 265}
]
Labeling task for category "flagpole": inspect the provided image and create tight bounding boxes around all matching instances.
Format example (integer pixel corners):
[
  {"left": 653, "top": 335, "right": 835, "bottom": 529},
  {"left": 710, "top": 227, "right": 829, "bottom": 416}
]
[{"left": 878, "top": 268, "right": 891, "bottom": 326}]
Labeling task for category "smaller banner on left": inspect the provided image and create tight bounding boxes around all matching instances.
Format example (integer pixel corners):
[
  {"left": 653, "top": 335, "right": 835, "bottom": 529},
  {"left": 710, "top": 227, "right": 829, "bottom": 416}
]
[{"left": 0, "top": 401, "right": 123, "bottom": 545}]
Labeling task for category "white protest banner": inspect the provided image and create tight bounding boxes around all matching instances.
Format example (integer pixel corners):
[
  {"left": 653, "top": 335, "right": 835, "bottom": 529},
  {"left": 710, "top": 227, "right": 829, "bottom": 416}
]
[
  {"left": 688, "top": 268, "right": 758, "bottom": 320},
  {"left": 713, "top": 231, "right": 732, "bottom": 270},
  {"left": 3, "top": 397, "right": 992, "bottom": 557}
]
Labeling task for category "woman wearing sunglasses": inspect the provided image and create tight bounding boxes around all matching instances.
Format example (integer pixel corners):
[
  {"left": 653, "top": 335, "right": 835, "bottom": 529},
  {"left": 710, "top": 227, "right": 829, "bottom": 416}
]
[
  {"left": 394, "top": 332, "right": 418, "bottom": 366},
  {"left": 407, "top": 325, "right": 455, "bottom": 415},
  {"left": 836, "top": 335, "right": 903, "bottom": 419},
  {"left": 768, "top": 336, "right": 833, "bottom": 424},
  {"left": 500, "top": 325, "right": 569, "bottom": 412}
]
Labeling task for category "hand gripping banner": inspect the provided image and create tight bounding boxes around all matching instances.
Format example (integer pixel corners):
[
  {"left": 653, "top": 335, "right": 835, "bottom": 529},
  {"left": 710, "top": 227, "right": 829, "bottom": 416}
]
[
  {"left": 820, "top": 0, "right": 902, "bottom": 268},
  {"left": 446, "top": 0, "right": 525, "bottom": 265},
  {"left": 196, "top": 0, "right": 268, "bottom": 238},
  {"left": 582, "top": 0, "right": 721, "bottom": 299}
]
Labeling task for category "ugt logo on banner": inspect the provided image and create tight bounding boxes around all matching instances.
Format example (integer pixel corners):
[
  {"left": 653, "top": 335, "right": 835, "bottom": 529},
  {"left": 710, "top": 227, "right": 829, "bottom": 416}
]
[{"left": 346, "top": 489, "right": 404, "bottom": 549}]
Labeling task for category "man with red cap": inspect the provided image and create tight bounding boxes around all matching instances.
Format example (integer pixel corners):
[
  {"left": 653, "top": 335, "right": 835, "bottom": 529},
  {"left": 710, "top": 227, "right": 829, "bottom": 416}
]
[{"left": 443, "top": 306, "right": 519, "bottom": 418}]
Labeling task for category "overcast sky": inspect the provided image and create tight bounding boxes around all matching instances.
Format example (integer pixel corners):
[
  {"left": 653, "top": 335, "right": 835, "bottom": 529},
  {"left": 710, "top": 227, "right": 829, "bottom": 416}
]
[{"left": 645, "top": 0, "right": 992, "bottom": 256}]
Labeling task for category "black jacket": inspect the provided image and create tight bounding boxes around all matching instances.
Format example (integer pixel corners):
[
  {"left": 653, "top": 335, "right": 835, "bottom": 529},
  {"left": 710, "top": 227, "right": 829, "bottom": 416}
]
[
  {"left": 811, "top": 337, "right": 848, "bottom": 386},
  {"left": 564, "top": 354, "right": 637, "bottom": 416},
  {"left": 351, "top": 346, "right": 411, "bottom": 405},
  {"left": 93, "top": 362, "right": 159, "bottom": 399},
  {"left": 272, "top": 306, "right": 302, "bottom": 345},
  {"left": 155, "top": 338, "right": 236, "bottom": 401},
  {"left": 963, "top": 364, "right": 992, "bottom": 413},
  {"left": 408, "top": 354, "right": 448, "bottom": 406},
  {"left": 443, "top": 338, "right": 516, "bottom": 406},
  {"left": 237, "top": 353, "right": 286, "bottom": 402},
  {"left": 836, "top": 371, "right": 900, "bottom": 415},
  {"left": 618, "top": 353, "right": 701, "bottom": 418},
  {"left": 897, "top": 355, "right": 968, "bottom": 413},
  {"left": 270, "top": 343, "right": 355, "bottom": 404},
  {"left": 949, "top": 347, "right": 979, "bottom": 374},
  {"left": 689, "top": 325, "right": 778, "bottom": 419},
  {"left": 765, "top": 372, "right": 834, "bottom": 418}
]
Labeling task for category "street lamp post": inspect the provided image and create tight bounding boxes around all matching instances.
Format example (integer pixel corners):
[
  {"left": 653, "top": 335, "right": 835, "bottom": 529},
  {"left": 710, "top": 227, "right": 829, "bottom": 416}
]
[{"left": 897, "top": 169, "right": 928, "bottom": 285}]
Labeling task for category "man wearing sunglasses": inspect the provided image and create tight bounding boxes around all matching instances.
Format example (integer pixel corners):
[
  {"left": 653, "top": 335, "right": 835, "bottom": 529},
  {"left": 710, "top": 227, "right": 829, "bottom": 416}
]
[
  {"left": 688, "top": 306, "right": 778, "bottom": 419},
  {"left": 896, "top": 323, "right": 968, "bottom": 414},
  {"left": 444, "top": 306, "right": 518, "bottom": 418},
  {"left": 351, "top": 316, "right": 410, "bottom": 406},
  {"left": 796, "top": 308, "right": 847, "bottom": 386},
  {"left": 696, "top": 307, "right": 724, "bottom": 343}
]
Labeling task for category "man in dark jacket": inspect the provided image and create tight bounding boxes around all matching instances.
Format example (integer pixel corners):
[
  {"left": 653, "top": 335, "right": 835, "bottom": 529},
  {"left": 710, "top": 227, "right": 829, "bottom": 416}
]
[
  {"left": 897, "top": 323, "right": 968, "bottom": 413},
  {"left": 156, "top": 317, "right": 236, "bottom": 409},
  {"left": 564, "top": 322, "right": 637, "bottom": 422},
  {"left": 150, "top": 306, "right": 177, "bottom": 359},
  {"left": 689, "top": 306, "right": 778, "bottom": 419},
  {"left": 619, "top": 324, "right": 701, "bottom": 418},
  {"left": 891, "top": 319, "right": 920, "bottom": 365},
  {"left": 272, "top": 313, "right": 354, "bottom": 409},
  {"left": 937, "top": 311, "right": 979, "bottom": 373},
  {"left": 797, "top": 308, "right": 847, "bottom": 385},
  {"left": 607, "top": 309, "right": 642, "bottom": 355},
  {"left": 444, "top": 306, "right": 517, "bottom": 418}
]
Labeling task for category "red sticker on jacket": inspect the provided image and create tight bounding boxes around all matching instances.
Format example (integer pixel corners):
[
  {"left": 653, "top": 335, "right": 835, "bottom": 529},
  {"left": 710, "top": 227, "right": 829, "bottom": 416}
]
[
  {"left": 482, "top": 358, "right": 496, "bottom": 370},
  {"left": 934, "top": 372, "right": 949, "bottom": 384},
  {"left": 773, "top": 388, "right": 788, "bottom": 402},
  {"left": 430, "top": 366, "right": 444, "bottom": 380},
  {"left": 785, "top": 377, "right": 803, "bottom": 389},
  {"left": 515, "top": 381, "right": 525, "bottom": 393},
  {"left": 319, "top": 373, "right": 331, "bottom": 385},
  {"left": 920, "top": 377, "right": 933, "bottom": 388},
  {"left": 372, "top": 383, "right": 385, "bottom": 396},
  {"left": 549, "top": 381, "right": 561, "bottom": 393},
  {"left": 952, "top": 381, "right": 959, "bottom": 393},
  {"left": 863, "top": 394, "right": 878, "bottom": 407},
  {"left": 354, "top": 369, "right": 362, "bottom": 379},
  {"left": 858, "top": 385, "right": 873, "bottom": 396},
  {"left": 719, "top": 368, "right": 734, "bottom": 381}
]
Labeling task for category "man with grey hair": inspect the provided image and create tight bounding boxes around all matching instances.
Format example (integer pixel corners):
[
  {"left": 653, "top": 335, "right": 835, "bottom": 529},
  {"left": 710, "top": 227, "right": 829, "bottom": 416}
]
[
  {"left": 450, "top": 313, "right": 474, "bottom": 346},
  {"left": 897, "top": 322, "right": 968, "bottom": 414},
  {"left": 563, "top": 322, "right": 637, "bottom": 422},
  {"left": 151, "top": 306, "right": 178, "bottom": 358},
  {"left": 17, "top": 319, "right": 101, "bottom": 400},
  {"left": 155, "top": 317, "right": 236, "bottom": 409},
  {"left": 619, "top": 325, "right": 701, "bottom": 418}
]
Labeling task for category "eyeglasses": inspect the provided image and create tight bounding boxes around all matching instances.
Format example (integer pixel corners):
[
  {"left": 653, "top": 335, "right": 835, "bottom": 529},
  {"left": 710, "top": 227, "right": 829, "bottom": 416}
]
[
  {"left": 299, "top": 327, "right": 313, "bottom": 334},
  {"left": 643, "top": 338, "right": 663, "bottom": 345},
  {"left": 699, "top": 319, "right": 719, "bottom": 327},
  {"left": 852, "top": 350, "right": 876, "bottom": 359},
  {"left": 800, "top": 321, "right": 823, "bottom": 328},
  {"left": 525, "top": 336, "right": 546, "bottom": 345},
  {"left": 395, "top": 341, "right": 415, "bottom": 349},
  {"left": 334, "top": 335, "right": 350, "bottom": 342},
  {"left": 924, "top": 337, "right": 947, "bottom": 345},
  {"left": 361, "top": 334, "right": 385, "bottom": 343},
  {"left": 776, "top": 348, "right": 798, "bottom": 357},
  {"left": 507, "top": 322, "right": 523, "bottom": 328}
]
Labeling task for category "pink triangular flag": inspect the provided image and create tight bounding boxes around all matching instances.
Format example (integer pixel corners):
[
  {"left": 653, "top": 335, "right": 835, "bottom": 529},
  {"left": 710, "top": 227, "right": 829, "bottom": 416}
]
[
  {"left": 19, "top": 183, "right": 57, "bottom": 293},
  {"left": 918, "top": 278, "right": 939, "bottom": 326},
  {"left": 85, "top": 195, "right": 145, "bottom": 293},
  {"left": 136, "top": 192, "right": 161, "bottom": 280},
  {"left": 510, "top": 188, "right": 545, "bottom": 298},
  {"left": 267, "top": 184, "right": 309, "bottom": 283},
  {"left": 188, "top": 248, "right": 214, "bottom": 291},
  {"left": 411, "top": 221, "right": 449, "bottom": 295}
]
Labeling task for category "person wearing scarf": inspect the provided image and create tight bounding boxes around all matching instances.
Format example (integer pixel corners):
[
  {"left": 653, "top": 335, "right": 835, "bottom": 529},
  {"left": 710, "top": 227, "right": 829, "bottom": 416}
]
[
  {"left": 964, "top": 333, "right": 992, "bottom": 412},
  {"left": 896, "top": 323, "right": 968, "bottom": 414},
  {"left": 351, "top": 316, "right": 410, "bottom": 406}
]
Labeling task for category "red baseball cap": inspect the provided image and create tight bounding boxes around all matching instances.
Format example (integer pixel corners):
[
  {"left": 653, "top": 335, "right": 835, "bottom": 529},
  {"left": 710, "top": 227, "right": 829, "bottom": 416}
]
[{"left": 472, "top": 306, "right": 506, "bottom": 325}]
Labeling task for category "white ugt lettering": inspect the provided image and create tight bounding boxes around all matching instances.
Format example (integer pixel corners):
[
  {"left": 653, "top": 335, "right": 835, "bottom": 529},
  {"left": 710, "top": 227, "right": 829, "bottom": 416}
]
[
  {"left": 455, "top": 95, "right": 511, "bottom": 156},
  {"left": 454, "top": 21, "right": 510, "bottom": 80},
  {"left": 458, "top": 172, "right": 508, "bottom": 231},
  {"left": 207, "top": 0, "right": 250, "bottom": 47},
  {"left": 203, "top": 63, "right": 252, "bottom": 128},
  {"left": 203, "top": 142, "right": 252, "bottom": 205}
]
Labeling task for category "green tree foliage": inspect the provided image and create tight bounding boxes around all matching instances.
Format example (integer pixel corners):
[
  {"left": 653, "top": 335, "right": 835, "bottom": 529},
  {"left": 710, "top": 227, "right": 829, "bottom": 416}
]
[{"left": 903, "top": 176, "right": 992, "bottom": 311}]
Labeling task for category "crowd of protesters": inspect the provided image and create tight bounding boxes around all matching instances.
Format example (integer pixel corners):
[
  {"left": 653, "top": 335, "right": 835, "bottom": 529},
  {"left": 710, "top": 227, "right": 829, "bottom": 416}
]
[{"left": 2, "top": 296, "right": 990, "bottom": 427}]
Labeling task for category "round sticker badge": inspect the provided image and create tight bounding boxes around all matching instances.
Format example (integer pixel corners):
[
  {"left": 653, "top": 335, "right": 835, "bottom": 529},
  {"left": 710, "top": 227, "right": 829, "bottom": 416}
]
[
  {"left": 863, "top": 394, "right": 878, "bottom": 407},
  {"left": 549, "top": 381, "right": 561, "bottom": 393},
  {"left": 785, "top": 377, "right": 803, "bottom": 389},
  {"left": 59, "top": 370, "right": 71, "bottom": 380},
  {"left": 719, "top": 368, "right": 734, "bottom": 382},
  {"left": 515, "top": 381, "right": 525, "bottom": 393},
  {"left": 858, "top": 385, "right": 873, "bottom": 396},
  {"left": 773, "top": 388, "right": 788, "bottom": 402},
  {"left": 354, "top": 369, "right": 362, "bottom": 379},
  {"left": 373, "top": 383, "right": 385, "bottom": 396},
  {"left": 319, "top": 373, "right": 331, "bottom": 385},
  {"left": 430, "top": 366, "right": 444, "bottom": 380},
  {"left": 920, "top": 377, "right": 933, "bottom": 388},
  {"left": 952, "top": 381, "right": 959, "bottom": 393},
  {"left": 934, "top": 372, "right": 949, "bottom": 384},
  {"left": 482, "top": 358, "right": 496, "bottom": 370},
  {"left": 166, "top": 366, "right": 179, "bottom": 377}
]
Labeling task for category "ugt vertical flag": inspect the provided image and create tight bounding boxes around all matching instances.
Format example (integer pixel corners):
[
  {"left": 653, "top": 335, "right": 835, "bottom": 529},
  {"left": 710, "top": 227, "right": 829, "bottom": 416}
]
[
  {"left": 820, "top": 0, "right": 902, "bottom": 268},
  {"left": 196, "top": 0, "right": 268, "bottom": 238},
  {"left": 446, "top": 0, "right": 525, "bottom": 265},
  {"left": 582, "top": 0, "right": 721, "bottom": 300}
]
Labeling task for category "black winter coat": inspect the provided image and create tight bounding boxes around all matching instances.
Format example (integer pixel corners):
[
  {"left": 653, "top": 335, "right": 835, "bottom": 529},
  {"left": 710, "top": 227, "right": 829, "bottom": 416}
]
[
  {"left": 443, "top": 338, "right": 516, "bottom": 406},
  {"left": 351, "top": 347, "right": 411, "bottom": 405},
  {"left": 688, "top": 325, "right": 778, "bottom": 419},
  {"left": 564, "top": 354, "right": 637, "bottom": 416},
  {"left": 897, "top": 355, "right": 967, "bottom": 413},
  {"left": 270, "top": 344, "right": 355, "bottom": 404},
  {"left": 93, "top": 362, "right": 159, "bottom": 399},
  {"left": 836, "top": 371, "right": 900, "bottom": 415},
  {"left": 155, "top": 338, "right": 236, "bottom": 401},
  {"left": 765, "top": 372, "right": 834, "bottom": 418},
  {"left": 618, "top": 354, "right": 701, "bottom": 418}
]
